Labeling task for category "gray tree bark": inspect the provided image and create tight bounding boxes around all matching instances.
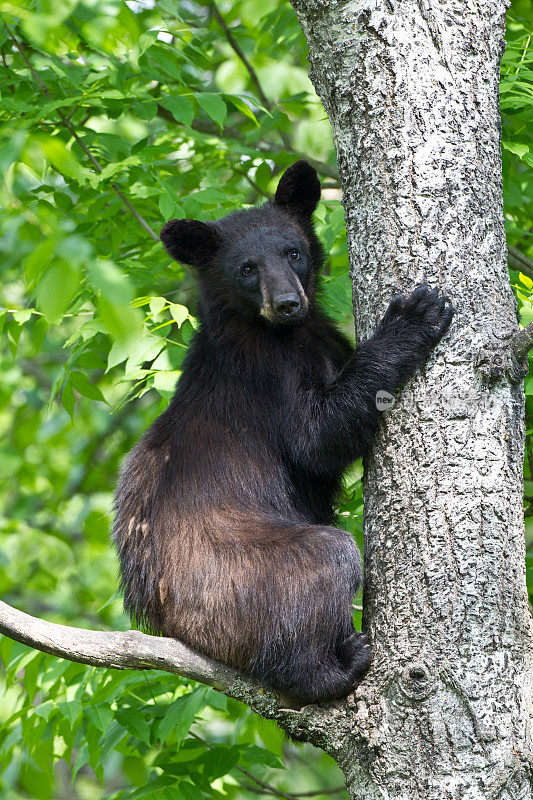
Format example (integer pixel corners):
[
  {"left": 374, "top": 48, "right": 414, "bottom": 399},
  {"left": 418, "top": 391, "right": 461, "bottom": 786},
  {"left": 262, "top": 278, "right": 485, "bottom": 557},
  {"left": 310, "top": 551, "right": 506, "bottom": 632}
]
[{"left": 286, "top": 0, "right": 533, "bottom": 797}]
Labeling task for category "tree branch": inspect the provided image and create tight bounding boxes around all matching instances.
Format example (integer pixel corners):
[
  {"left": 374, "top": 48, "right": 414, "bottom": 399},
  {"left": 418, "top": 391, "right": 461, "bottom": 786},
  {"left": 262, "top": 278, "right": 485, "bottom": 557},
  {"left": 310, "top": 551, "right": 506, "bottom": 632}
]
[
  {"left": 0, "top": 600, "right": 231, "bottom": 683},
  {"left": 0, "top": 601, "right": 308, "bottom": 718}
]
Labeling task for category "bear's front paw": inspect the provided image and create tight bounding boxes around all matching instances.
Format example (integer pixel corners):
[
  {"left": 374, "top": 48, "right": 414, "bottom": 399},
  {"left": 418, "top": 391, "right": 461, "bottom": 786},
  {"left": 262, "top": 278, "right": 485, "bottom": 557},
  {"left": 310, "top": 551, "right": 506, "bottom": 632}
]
[{"left": 379, "top": 284, "right": 454, "bottom": 350}]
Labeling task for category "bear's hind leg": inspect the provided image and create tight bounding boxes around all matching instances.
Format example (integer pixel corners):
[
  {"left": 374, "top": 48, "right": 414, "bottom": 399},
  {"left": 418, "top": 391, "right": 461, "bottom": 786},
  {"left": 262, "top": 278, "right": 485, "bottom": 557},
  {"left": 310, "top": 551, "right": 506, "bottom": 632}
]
[
  {"left": 249, "top": 523, "right": 371, "bottom": 704},
  {"left": 252, "top": 633, "right": 372, "bottom": 705}
]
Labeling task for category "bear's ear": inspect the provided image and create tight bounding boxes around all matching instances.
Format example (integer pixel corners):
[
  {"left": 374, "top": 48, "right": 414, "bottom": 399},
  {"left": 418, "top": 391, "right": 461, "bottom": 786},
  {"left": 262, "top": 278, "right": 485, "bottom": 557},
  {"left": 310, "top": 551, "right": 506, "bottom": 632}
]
[
  {"left": 274, "top": 160, "right": 321, "bottom": 218},
  {"left": 160, "top": 219, "right": 220, "bottom": 268}
]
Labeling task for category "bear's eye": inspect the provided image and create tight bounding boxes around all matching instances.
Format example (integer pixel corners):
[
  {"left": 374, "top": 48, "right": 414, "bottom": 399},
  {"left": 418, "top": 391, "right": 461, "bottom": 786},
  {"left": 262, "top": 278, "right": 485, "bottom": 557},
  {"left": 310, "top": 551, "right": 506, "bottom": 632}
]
[
  {"left": 288, "top": 249, "right": 300, "bottom": 261},
  {"left": 241, "top": 262, "right": 257, "bottom": 276}
]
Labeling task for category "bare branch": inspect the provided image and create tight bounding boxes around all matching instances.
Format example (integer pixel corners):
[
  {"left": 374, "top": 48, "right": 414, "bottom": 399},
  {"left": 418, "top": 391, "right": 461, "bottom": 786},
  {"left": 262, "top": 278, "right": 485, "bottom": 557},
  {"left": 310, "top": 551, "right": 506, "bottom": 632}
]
[
  {"left": 0, "top": 600, "right": 235, "bottom": 685},
  {"left": 0, "top": 600, "right": 311, "bottom": 723}
]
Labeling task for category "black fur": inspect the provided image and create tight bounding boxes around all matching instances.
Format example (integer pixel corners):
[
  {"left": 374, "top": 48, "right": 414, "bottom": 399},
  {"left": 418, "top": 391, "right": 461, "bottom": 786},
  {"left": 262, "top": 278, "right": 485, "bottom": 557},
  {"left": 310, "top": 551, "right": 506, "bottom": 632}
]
[{"left": 114, "top": 161, "right": 454, "bottom": 704}]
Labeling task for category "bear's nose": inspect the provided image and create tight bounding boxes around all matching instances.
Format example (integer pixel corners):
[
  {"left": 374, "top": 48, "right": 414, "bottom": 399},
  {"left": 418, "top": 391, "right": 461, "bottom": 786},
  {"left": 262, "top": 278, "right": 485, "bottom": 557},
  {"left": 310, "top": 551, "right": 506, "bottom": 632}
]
[{"left": 273, "top": 293, "right": 301, "bottom": 317}]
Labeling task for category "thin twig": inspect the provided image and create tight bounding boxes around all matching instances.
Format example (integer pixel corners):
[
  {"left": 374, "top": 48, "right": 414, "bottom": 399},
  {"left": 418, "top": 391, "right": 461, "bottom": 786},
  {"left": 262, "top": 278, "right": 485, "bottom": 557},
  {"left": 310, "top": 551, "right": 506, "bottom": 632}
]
[
  {"left": 4, "top": 24, "right": 159, "bottom": 242},
  {"left": 234, "top": 166, "right": 270, "bottom": 199},
  {"left": 189, "top": 732, "right": 343, "bottom": 800},
  {"left": 205, "top": 3, "right": 301, "bottom": 156},
  {"left": 239, "top": 784, "right": 346, "bottom": 797},
  {"left": 210, "top": 1, "right": 270, "bottom": 111}
]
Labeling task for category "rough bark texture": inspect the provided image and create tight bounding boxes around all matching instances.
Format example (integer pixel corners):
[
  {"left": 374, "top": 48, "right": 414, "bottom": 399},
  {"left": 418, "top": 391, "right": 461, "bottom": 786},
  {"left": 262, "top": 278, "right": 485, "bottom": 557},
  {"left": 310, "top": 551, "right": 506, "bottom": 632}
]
[{"left": 287, "top": 1, "right": 533, "bottom": 798}]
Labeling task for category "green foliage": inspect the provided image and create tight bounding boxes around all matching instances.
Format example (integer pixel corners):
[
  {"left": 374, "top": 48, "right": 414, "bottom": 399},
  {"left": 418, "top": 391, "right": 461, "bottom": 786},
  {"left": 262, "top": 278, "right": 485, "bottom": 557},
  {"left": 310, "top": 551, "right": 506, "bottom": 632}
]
[
  {"left": 0, "top": 0, "right": 532, "bottom": 796},
  {"left": 504, "top": 2, "right": 533, "bottom": 606}
]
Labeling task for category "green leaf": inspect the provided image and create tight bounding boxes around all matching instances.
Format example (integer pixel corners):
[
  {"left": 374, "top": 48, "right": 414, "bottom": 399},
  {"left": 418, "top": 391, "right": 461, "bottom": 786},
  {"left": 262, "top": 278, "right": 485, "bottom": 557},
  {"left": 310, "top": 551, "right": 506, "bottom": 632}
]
[
  {"left": 196, "top": 93, "right": 227, "bottom": 129},
  {"left": 127, "top": 774, "right": 177, "bottom": 800},
  {"left": 99, "top": 721, "right": 127, "bottom": 763},
  {"left": 150, "top": 296, "right": 167, "bottom": 317},
  {"left": 88, "top": 259, "right": 143, "bottom": 342},
  {"left": 23, "top": 239, "right": 55, "bottom": 286},
  {"left": 12, "top": 309, "right": 33, "bottom": 324},
  {"left": 161, "top": 95, "right": 195, "bottom": 127},
  {"left": 91, "top": 155, "right": 142, "bottom": 185},
  {"left": 33, "top": 701, "right": 56, "bottom": 721},
  {"left": 201, "top": 745, "right": 240, "bottom": 780},
  {"left": 138, "top": 30, "right": 158, "bottom": 55},
  {"left": 35, "top": 262, "right": 79, "bottom": 322},
  {"left": 153, "top": 369, "right": 181, "bottom": 397},
  {"left": 57, "top": 700, "right": 82, "bottom": 726},
  {"left": 141, "top": 43, "right": 187, "bottom": 82},
  {"left": 157, "top": 689, "right": 207, "bottom": 744},
  {"left": 116, "top": 708, "right": 151, "bottom": 744},
  {"left": 169, "top": 303, "right": 189, "bottom": 327},
  {"left": 71, "top": 743, "right": 89, "bottom": 785},
  {"left": 38, "top": 137, "right": 90, "bottom": 182},
  {"left": 123, "top": 334, "right": 165, "bottom": 372},
  {"left": 224, "top": 94, "right": 259, "bottom": 126},
  {"left": 502, "top": 141, "right": 530, "bottom": 158},
  {"left": 62, "top": 381, "right": 75, "bottom": 418},
  {"left": 131, "top": 99, "right": 158, "bottom": 120},
  {"left": 179, "top": 781, "right": 205, "bottom": 800},
  {"left": 240, "top": 744, "right": 284, "bottom": 769},
  {"left": 69, "top": 372, "right": 106, "bottom": 402},
  {"left": 88, "top": 259, "right": 133, "bottom": 306},
  {"left": 107, "top": 338, "right": 132, "bottom": 370},
  {"left": 159, "top": 189, "right": 184, "bottom": 220},
  {"left": 86, "top": 704, "right": 114, "bottom": 733}
]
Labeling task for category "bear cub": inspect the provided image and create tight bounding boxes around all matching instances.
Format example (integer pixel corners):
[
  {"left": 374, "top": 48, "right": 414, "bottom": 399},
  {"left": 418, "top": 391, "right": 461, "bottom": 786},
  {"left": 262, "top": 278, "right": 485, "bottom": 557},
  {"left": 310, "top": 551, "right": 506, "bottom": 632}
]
[{"left": 113, "top": 161, "right": 453, "bottom": 704}]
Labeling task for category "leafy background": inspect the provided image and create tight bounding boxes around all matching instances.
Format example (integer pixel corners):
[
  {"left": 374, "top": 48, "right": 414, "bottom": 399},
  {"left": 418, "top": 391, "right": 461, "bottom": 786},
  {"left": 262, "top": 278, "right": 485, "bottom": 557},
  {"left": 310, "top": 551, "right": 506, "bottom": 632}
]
[{"left": 0, "top": 0, "right": 532, "bottom": 797}]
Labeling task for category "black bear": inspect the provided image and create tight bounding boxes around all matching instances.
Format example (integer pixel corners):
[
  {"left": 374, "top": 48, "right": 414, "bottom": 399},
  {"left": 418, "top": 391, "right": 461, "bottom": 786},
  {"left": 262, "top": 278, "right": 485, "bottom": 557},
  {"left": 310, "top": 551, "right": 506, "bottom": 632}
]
[{"left": 113, "top": 161, "right": 453, "bottom": 704}]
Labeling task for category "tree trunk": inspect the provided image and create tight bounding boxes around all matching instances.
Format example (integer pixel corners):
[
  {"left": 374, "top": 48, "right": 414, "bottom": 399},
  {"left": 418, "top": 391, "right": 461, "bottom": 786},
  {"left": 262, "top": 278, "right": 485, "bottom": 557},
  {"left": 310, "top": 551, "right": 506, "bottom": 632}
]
[{"left": 288, "top": 1, "right": 533, "bottom": 797}]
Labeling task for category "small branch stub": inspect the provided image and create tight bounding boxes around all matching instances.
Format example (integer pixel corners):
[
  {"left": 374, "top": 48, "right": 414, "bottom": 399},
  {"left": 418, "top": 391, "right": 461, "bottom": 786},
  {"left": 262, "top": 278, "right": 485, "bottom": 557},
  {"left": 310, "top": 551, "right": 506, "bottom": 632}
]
[
  {"left": 513, "top": 322, "right": 533, "bottom": 367},
  {"left": 476, "top": 338, "right": 529, "bottom": 384}
]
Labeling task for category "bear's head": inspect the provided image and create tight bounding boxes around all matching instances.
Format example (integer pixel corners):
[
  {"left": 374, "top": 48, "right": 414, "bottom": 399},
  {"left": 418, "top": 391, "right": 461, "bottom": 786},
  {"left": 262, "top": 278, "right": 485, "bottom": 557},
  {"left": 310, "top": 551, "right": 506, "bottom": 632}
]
[{"left": 160, "top": 161, "right": 325, "bottom": 326}]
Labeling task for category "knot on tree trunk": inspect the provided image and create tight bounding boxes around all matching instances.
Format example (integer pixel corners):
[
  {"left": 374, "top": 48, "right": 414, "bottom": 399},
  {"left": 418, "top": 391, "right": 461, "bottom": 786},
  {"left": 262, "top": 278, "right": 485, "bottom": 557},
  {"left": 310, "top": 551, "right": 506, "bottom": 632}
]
[
  {"left": 475, "top": 339, "right": 528, "bottom": 384},
  {"left": 399, "top": 663, "right": 436, "bottom": 702}
]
